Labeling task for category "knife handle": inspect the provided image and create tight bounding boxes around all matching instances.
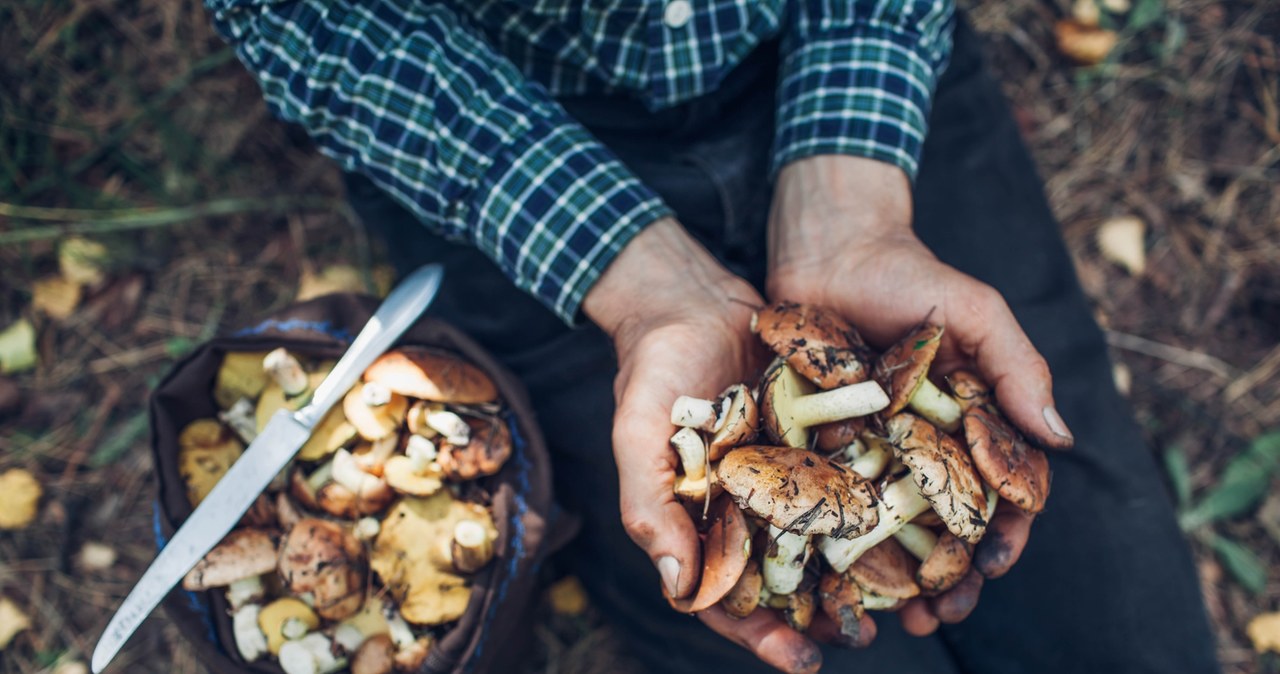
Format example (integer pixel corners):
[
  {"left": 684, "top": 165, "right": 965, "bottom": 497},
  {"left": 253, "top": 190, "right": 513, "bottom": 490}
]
[{"left": 295, "top": 264, "right": 445, "bottom": 428}]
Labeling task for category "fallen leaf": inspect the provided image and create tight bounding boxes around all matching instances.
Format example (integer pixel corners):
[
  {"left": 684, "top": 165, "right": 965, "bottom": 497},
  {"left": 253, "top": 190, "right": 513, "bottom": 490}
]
[
  {"left": 0, "top": 319, "right": 38, "bottom": 374},
  {"left": 0, "top": 468, "right": 43, "bottom": 530},
  {"left": 1055, "top": 20, "right": 1119, "bottom": 65},
  {"left": 1072, "top": 0, "right": 1101, "bottom": 26},
  {"left": 1248, "top": 612, "right": 1280, "bottom": 654},
  {"left": 77, "top": 542, "right": 118, "bottom": 572},
  {"left": 0, "top": 597, "right": 30, "bottom": 650},
  {"left": 547, "top": 576, "right": 589, "bottom": 617},
  {"left": 31, "top": 275, "right": 83, "bottom": 321},
  {"left": 1102, "top": 0, "right": 1131, "bottom": 12},
  {"left": 296, "top": 264, "right": 366, "bottom": 302},
  {"left": 58, "top": 236, "right": 109, "bottom": 287},
  {"left": 1097, "top": 216, "right": 1147, "bottom": 275}
]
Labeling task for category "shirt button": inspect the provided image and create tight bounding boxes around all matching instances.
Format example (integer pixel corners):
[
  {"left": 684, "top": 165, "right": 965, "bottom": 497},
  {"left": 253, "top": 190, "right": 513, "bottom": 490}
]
[{"left": 663, "top": 0, "right": 693, "bottom": 28}]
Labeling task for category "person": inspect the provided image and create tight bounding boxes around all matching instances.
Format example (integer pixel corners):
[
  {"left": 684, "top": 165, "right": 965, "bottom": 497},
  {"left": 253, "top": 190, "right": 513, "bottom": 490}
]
[{"left": 204, "top": 0, "right": 1220, "bottom": 671}]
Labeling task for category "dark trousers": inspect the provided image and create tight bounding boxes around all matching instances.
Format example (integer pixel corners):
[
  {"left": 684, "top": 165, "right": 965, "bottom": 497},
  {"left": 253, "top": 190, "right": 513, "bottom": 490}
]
[{"left": 345, "top": 17, "right": 1220, "bottom": 674}]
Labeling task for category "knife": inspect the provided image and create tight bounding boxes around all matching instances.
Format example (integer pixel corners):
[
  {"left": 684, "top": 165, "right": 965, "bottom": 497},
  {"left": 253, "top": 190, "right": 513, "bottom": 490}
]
[{"left": 91, "top": 264, "right": 445, "bottom": 673}]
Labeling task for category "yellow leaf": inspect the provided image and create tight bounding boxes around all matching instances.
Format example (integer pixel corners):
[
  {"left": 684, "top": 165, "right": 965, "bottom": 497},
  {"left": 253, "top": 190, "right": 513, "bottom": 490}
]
[
  {"left": 58, "top": 237, "right": 109, "bottom": 287},
  {"left": 0, "top": 597, "right": 31, "bottom": 650},
  {"left": 1096, "top": 215, "right": 1147, "bottom": 275},
  {"left": 0, "top": 469, "right": 42, "bottom": 530},
  {"left": 296, "top": 264, "right": 366, "bottom": 302},
  {"left": 547, "top": 576, "right": 589, "bottom": 616},
  {"left": 31, "top": 276, "right": 83, "bottom": 321},
  {"left": 0, "top": 319, "right": 37, "bottom": 375},
  {"left": 1248, "top": 612, "right": 1280, "bottom": 654}
]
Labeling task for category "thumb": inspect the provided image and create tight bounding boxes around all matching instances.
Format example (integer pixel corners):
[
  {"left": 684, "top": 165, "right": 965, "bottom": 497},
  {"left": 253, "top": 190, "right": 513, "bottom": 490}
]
[{"left": 613, "top": 386, "right": 703, "bottom": 599}]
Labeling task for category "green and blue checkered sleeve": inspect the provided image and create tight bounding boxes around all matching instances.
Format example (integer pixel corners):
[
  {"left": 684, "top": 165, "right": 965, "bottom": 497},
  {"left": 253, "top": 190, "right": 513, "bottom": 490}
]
[
  {"left": 773, "top": 0, "right": 955, "bottom": 181},
  {"left": 206, "top": 0, "right": 672, "bottom": 324}
]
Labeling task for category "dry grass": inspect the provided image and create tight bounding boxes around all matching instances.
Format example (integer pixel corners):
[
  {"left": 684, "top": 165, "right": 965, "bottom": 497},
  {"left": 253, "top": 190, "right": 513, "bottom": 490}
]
[{"left": 0, "top": 0, "right": 1276, "bottom": 672}]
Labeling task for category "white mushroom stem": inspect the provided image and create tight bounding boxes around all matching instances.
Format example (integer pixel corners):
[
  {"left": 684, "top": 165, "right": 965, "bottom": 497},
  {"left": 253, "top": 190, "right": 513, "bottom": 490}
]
[
  {"left": 281, "top": 617, "right": 311, "bottom": 641},
  {"left": 385, "top": 613, "right": 416, "bottom": 649},
  {"left": 451, "top": 519, "right": 495, "bottom": 573},
  {"left": 219, "top": 398, "right": 258, "bottom": 443},
  {"left": 861, "top": 592, "right": 902, "bottom": 611},
  {"left": 264, "top": 348, "right": 309, "bottom": 398},
  {"left": 332, "top": 623, "right": 366, "bottom": 654},
  {"left": 332, "top": 449, "right": 387, "bottom": 496},
  {"left": 670, "top": 396, "right": 719, "bottom": 431},
  {"left": 306, "top": 461, "right": 335, "bottom": 493},
  {"left": 846, "top": 441, "right": 892, "bottom": 481},
  {"left": 763, "top": 525, "right": 811, "bottom": 595},
  {"left": 226, "top": 576, "right": 265, "bottom": 610},
  {"left": 353, "top": 517, "right": 381, "bottom": 541},
  {"left": 893, "top": 523, "right": 939, "bottom": 561},
  {"left": 670, "top": 427, "right": 708, "bottom": 481},
  {"left": 360, "top": 382, "right": 392, "bottom": 407},
  {"left": 908, "top": 379, "right": 962, "bottom": 434},
  {"left": 356, "top": 434, "right": 400, "bottom": 473},
  {"left": 406, "top": 436, "right": 438, "bottom": 474},
  {"left": 790, "top": 381, "right": 890, "bottom": 427},
  {"left": 820, "top": 478, "right": 931, "bottom": 572},
  {"left": 985, "top": 486, "right": 1000, "bottom": 521},
  {"left": 278, "top": 633, "right": 345, "bottom": 674},
  {"left": 232, "top": 605, "right": 268, "bottom": 662},
  {"left": 425, "top": 406, "right": 470, "bottom": 445}
]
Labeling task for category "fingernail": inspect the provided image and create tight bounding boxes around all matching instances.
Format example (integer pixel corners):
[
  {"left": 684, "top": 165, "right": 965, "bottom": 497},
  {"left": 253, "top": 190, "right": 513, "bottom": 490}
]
[
  {"left": 657, "top": 556, "right": 681, "bottom": 597},
  {"left": 1042, "top": 406, "right": 1073, "bottom": 445}
]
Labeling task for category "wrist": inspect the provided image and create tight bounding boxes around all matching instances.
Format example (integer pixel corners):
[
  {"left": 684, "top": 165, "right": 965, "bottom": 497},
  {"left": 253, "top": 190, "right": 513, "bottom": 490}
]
[{"left": 584, "top": 218, "right": 760, "bottom": 347}]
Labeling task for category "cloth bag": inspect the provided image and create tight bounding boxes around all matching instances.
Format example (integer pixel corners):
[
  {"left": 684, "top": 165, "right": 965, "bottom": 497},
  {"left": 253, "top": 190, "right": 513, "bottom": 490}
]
[{"left": 149, "top": 293, "right": 561, "bottom": 673}]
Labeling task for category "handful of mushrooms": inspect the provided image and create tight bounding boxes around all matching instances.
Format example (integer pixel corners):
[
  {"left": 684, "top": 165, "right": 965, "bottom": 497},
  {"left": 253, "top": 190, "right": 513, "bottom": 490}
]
[
  {"left": 178, "top": 346, "right": 508, "bottom": 674},
  {"left": 666, "top": 301, "right": 1051, "bottom": 641}
]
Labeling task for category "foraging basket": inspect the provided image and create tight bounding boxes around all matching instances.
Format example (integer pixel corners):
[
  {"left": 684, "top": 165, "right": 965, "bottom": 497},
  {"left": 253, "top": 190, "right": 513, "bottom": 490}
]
[{"left": 149, "top": 293, "right": 557, "bottom": 674}]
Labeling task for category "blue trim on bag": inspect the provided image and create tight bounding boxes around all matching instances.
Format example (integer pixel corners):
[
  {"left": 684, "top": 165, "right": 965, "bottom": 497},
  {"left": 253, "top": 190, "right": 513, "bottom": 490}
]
[
  {"left": 467, "top": 411, "right": 532, "bottom": 668},
  {"left": 152, "top": 503, "right": 219, "bottom": 646},
  {"left": 232, "top": 318, "right": 353, "bottom": 343}
]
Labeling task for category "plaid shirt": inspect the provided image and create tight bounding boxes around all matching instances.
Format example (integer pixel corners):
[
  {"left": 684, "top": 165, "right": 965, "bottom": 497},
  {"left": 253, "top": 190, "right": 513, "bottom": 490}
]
[{"left": 207, "top": 0, "right": 954, "bottom": 323}]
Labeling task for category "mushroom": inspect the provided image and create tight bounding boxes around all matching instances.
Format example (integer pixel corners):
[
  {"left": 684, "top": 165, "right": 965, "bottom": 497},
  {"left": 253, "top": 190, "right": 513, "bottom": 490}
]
[
  {"left": 219, "top": 398, "right": 258, "bottom": 444},
  {"left": 371, "top": 491, "right": 493, "bottom": 625},
  {"left": 716, "top": 446, "right": 880, "bottom": 539},
  {"left": 383, "top": 437, "right": 445, "bottom": 497},
  {"left": 759, "top": 359, "right": 890, "bottom": 449},
  {"left": 232, "top": 604, "right": 269, "bottom": 662},
  {"left": 226, "top": 576, "right": 266, "bottom": 610},
  {"left": 670, "top": 427, "right": 716, "bottom": 503},
  {"left": 331, "top": 448, "right": 395, "bottom": 515},
  {"left": 668, "top": 495, "right": 752, "bottom": 613},
  {"left": 0, "top": 468, "right": 43, "bottom": 530},
  {"left": 894, "top": 523, "right": 973, "bottom": 595},
  {"left": 263, "top": 348, "right": 310, "bottom": 398},
  {"left": 352, "top": 434, "right": 401, "bottom": 476},
  {"left": 363, "top": 347, "right": 497, "bottom": 404},
  {"left": 351, "top": 634, "right": 395, "bottom": 674},
  {"left": 762, "top": 525, "right": 811, "bottom": 596},
  {"left": 258, "top": 597, "right": 320, "bottom": 655},
  {"left": 278, "top": 632, "right": 345, "bottom": 674},
  {"left": 844, "top": 538, "right": 920, "bottom": 609},
  {"left": 874, "top": 322, "right": 961, "bottom": 433},
  {"left": 449, "top": 519, "right": 496, "bottom": 573},
  {"left": 964, "top": 406, "right": 1052, "bottom": 514},
  {"left": 721, "top": 559, "right": 763, "bottom": 618},
  {"left": 813, "top": 417, "right": 866, "bottom": 454},
  {"left": 256, "top": 370, "right": 357, "bottom": 461},
  {"left": 671, "top": 384, "right": 759, "bottom": 457},
  {"left": 214, "top": 350, "right": 271, "bottom": 410},
  {"left": 393, "top": 637, "right": 434, "bottom": 672},
  {"left": 176, "top": 419, "right": 244, "bottom": 508},
  {"left": 840, "top": 433, "right": 895, "bottom": 483},
  {"left": 438, "top": 416, "right": 513, "bottom": 481},
  {"left": 818, "top": 568, "right": 864, "bottom": 640},
  {"left": 343, "top": 384, "right": 409, "bottom": 441},
  {"left": 182, "top": 528, "right": 278, "bottom": 591},
  {"left": 333, "top": 598, "right": 392, "bottom": 655},
  {"left": 276, "top": 492, "right": 303, "bottom": 530},
  {"left": 752, "top": 301, "right": 873, "bottom": 389},
  {"left": 947, "top": 370, "right": 993, "bottom": 412},
  {"left": 278, "top": 518, "right": 367, "bottom": 620},
  {"left": 818, "top": 477, "right": 930, "bottom": 573},
  {"left": 782, "top": 590, "right": 817, "bottom": 632}
]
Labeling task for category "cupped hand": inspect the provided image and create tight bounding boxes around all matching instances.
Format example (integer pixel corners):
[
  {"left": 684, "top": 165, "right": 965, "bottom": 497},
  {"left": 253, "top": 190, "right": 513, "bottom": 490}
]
[
  {"left": 767, "top": 155, "right": 1073, "bottom": 635},
  {"left": 584, "top": 218, "right": 824, "bottom": 673}
]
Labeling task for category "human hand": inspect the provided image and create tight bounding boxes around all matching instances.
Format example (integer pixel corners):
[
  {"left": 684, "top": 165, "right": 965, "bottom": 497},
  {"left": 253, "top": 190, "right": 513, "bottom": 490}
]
[
  {"left": 584, "top": 218, "right": 824, "bottom": 673},
  {"left": 766, "top": 155, "right": 1073, "bottom": 635}
]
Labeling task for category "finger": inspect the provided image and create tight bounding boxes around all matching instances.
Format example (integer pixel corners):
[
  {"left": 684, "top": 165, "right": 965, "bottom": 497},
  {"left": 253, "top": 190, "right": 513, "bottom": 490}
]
[
  {"left": 809, "top": 609, "right": 878, "bottom": 649},
  {"left": 974, "top": 505, "right": 1036, "bottom": 578},
  {"left": 698, "top": 605, "right": 823, "bottom": 674},
  {"left": 928, "top": 568, "right": 984, "bottom": 623},
  {"left": 947, "top": 284, "right": 1073, "bottom": 450},
  {"left": 898, "top": 598, "right": 940, "bottom": 636},
  {"left": 613, "top": 382, "right": 702, "bottom": 599}
]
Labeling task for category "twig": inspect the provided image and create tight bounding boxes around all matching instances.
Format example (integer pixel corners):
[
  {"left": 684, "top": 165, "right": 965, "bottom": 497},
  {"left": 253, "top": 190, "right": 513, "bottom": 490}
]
[
  {"left": 0, "top": 195, "right": 344, "bottom": 244},
  {"left": 1105, "top": 330, "right": 1237, "bottom": 380},
  {"left": 1224, "top": 343, "right": 1280, "bottom": 403}
]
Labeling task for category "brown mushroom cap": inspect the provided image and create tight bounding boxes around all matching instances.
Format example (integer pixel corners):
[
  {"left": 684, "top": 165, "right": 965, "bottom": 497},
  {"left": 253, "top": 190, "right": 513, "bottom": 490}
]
[
  {"left": 964, "top": 407, "right": 1052, "bottom": 513},
  {"left": 783, "top": 590, "right": 817, "bottom": 632},
  {"left": 917, "top": 530, "right": 973, "bottom": 596},
  {"left": 177, "top": 419, "right": 245, "bottom": 508},
  {"left": 720, "top": 559, "right": 763, "bottom": 618},
  {"left": 818, "top": 569, "right": 864, "bottom": 639},
  {"left": 351, "top": 634, "right": 396, "bottom": 674},
  {"left": 754, "top": 301, "right": 872, "bottom": 389},
  {"left": 846, "top": 538, "right": 920, "bottom": 599},
  {"left": 708, "top": 384, "right": 759, "bottom": 460},
  {"left": 371, "top": 492, "right": 490, "bottom": 625},
  {"left": 393, "top": 636, "right": 435, "bottom": 672},
  {"left": 813, "top": 417, "right": 866, "bottom": 454},
  {"left": 438, "top": 416, "right": 513, "bottom": 481},
  {"left": 182, "top": 528, "right": 277, "bottom": 591},
  {"left": 278, "top": 518, "right": 366, "bottom": 620},
  {"left": 875, "top": 322, "right": 944, "bottom": 417},
  {"left": 716, "top": 446, "right": 879, "bottom": 538},
  {"left": 363, "top": 348, "right": 497, "bottom": 404},
  {"left": 947, "top": 370, "right": 993, "bottom": 412},
  {"left": 669, "top": 495, "right": 752, "bottom": 614},
  {"left": 887, "top": 413, "right": 989, "bottom": 543},
  {"left": 760, "top": 359, "right": 889, "bottom": 449}
]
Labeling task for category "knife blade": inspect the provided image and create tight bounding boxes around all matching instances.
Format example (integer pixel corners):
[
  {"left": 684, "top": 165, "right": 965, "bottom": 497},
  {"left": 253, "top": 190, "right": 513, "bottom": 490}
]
[{"left": 91, "top": 264, "right": 445, "bottom": 673}]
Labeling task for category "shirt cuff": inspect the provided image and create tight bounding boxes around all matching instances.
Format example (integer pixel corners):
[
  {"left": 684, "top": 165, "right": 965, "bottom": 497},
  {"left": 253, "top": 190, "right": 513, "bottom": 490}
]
[
  {"left": 468, "top": 110, "right": 674, "bottom": 324},
  {"left": 772, "top": 23, "right": 947, "bottom": 182}
]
